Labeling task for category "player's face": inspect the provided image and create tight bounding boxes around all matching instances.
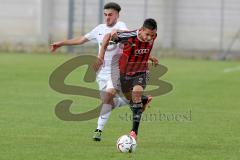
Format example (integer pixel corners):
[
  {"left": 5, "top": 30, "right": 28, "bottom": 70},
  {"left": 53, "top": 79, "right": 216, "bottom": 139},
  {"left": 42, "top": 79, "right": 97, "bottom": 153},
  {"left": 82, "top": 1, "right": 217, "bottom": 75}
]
[
  {"left": 139, "top": 28, "right": 157, "bottom": 42},
  {"left": 104, "top": 9, "right": 119, "bottom": 27}
]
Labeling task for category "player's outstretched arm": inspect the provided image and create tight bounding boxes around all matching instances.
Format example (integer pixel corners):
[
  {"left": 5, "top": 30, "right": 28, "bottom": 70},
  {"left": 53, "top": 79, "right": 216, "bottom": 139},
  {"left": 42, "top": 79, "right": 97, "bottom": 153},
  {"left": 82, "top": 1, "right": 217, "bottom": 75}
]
[
  {"left": 110, "top": 29, "right": 128, "bottom": 41},
  {"left": 93, "top": 33, "right": 111, "bottom": 72},
  {"left": 98, "top": 33, "right": 111, "bottom": 59},
  {"left": 50, "top": 36, "right": 89, "bottom": 53}
]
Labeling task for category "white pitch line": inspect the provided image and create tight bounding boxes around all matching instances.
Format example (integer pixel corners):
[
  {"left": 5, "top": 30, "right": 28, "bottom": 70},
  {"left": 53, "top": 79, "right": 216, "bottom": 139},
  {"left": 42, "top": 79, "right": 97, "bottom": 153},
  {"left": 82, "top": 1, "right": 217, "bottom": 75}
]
[{"left": 223, "top": 66, "right": 240, "bottom": 73}]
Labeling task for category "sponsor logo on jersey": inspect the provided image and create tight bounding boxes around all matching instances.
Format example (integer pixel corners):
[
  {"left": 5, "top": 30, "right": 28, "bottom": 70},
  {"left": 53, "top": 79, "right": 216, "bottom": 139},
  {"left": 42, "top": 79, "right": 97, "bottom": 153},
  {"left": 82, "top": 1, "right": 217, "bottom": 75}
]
[{"left": 135, "top": 49, "right": 150, "bottom": 55}]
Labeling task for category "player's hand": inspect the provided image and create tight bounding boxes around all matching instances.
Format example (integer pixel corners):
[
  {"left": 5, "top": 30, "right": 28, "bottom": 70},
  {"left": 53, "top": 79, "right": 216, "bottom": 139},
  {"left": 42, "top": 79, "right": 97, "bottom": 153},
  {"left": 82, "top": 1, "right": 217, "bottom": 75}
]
[
  {"left": 150, "top": 56, "right": 159, "bottom": 67},
  {"left": 50, "top": 42, "right": 62, "bottom": 53},
  {"left": 93, "top": 57, "right": 104, "bottom": 72},
  {"left": 110, "top": 29, "right": 118, "bottom": 41}
]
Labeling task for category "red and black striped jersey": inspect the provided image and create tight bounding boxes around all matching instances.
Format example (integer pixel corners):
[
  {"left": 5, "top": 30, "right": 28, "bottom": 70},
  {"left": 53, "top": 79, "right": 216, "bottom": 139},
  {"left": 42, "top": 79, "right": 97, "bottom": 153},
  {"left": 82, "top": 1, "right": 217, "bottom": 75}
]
[{"left": 115, "top": 30, "right": 157, "bottom": 76}]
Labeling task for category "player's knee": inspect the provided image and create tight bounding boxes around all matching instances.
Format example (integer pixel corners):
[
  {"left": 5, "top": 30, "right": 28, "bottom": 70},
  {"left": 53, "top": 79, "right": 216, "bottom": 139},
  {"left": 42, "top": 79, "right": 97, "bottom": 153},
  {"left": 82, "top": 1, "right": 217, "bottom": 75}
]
[
  {"left": 132, "top": 85, "right": 143, "bottom": 103},
  {"left": 106, "top": 88, "right": 117, "bottom": 95},
  {"left": 102, "top": 88, "right": 116, "bottom": 104},
  {"left": 133, "top": 85, "right": 144, "bottom": 92}
]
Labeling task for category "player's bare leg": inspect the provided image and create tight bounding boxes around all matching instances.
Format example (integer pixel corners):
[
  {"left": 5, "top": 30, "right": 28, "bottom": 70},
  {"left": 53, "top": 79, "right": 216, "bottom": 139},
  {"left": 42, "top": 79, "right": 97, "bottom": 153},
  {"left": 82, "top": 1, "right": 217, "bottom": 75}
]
[{"left": 93, "top": 88, "right": 117, "bottom": 141}]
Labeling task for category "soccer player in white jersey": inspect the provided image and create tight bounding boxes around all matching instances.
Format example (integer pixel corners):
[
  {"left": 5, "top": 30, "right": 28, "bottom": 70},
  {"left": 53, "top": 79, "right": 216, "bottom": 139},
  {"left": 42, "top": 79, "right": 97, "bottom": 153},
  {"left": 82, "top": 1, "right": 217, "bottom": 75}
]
[{"left": 50, "top": 2, "right": 128, "bottom": 141}]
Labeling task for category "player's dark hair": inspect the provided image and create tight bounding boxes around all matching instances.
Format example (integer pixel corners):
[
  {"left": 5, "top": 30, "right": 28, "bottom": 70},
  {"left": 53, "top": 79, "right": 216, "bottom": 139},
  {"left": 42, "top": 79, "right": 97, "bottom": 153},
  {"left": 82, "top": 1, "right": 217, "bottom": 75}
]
[
  {"left": 143, "top": 18, "right": 157, "bottom": 30},
  {"left": 104, "top": 2, "right": 121, "bottom": 12}
]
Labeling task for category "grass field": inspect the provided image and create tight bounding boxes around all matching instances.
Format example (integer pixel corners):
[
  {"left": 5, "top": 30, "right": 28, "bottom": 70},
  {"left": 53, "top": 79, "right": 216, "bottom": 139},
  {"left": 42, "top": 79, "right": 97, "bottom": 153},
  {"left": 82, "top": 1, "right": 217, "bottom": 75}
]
[{"left": 0, "top": 52, "right": 240, "bottom": 160}]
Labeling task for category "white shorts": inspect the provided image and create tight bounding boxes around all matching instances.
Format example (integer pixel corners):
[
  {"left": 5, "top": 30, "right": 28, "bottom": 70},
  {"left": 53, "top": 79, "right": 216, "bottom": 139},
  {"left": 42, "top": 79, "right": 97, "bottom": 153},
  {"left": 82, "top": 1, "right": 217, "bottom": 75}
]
[
  {"left": 96, "top": 72, "right": 128, "bottom": 108},
  {"left": 96, "top": 72, "right": 120, "bottom": 91}
]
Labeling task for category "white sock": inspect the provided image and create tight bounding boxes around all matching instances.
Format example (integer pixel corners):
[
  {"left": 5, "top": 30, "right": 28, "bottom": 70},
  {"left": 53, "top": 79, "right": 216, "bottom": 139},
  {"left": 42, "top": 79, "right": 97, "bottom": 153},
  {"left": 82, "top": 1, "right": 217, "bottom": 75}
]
[
  {"left": 113, "top": 97, "right": 129, "bottom": 108},
  {"left": 97, "top": 104, "right": 112, "bottom": 131}
]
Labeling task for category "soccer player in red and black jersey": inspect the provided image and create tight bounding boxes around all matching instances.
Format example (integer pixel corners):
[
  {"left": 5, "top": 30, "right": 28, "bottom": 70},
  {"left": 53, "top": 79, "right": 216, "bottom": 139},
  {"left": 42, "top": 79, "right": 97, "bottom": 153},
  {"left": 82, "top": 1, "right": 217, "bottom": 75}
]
[{"left": 97, "top": 18, "right": 158, "bottom": 140}]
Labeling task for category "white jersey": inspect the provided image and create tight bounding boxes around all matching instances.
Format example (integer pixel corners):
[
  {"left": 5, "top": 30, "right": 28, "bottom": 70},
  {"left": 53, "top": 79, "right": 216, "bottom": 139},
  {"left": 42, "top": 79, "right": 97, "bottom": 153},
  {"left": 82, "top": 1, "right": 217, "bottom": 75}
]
[{"left": 85, "top": 21, "right": 127, "bottom": 76}]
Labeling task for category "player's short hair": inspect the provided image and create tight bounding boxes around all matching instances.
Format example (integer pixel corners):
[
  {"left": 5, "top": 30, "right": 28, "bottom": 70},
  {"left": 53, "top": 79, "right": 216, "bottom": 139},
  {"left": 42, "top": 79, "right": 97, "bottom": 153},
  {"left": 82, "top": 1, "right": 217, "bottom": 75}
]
[
  {"left": 143, "top": 18, "right": 157, "bottom": 30},
  {"left": 104, "top": 2, "right": 121, "bottom": 13}
]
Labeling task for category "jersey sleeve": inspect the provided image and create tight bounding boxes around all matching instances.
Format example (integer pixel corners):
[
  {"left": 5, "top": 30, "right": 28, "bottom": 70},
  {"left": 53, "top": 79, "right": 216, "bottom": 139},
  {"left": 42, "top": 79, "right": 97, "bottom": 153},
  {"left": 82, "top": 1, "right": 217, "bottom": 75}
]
[
  {"left": 117, "top": 21, "right": 128, "bottom": 30},
  {"left": 113, "top": 31, "right": 133, "bottom": 43},
  {"left": 84, "top": 25, "right": 99, "bottom": 41},
  {"left": 111, "top": 32, "right": 125, "bottom": 43}
]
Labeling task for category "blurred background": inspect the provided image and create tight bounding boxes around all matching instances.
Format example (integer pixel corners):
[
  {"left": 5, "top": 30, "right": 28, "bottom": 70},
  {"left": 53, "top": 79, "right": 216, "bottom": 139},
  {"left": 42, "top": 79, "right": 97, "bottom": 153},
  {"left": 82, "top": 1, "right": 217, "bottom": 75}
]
[
  {"left": 0, "top": 0, "right": 240, "bottom": 59},
  {"left": 1, "top": 1, "right": 240, "bottom": 159}
]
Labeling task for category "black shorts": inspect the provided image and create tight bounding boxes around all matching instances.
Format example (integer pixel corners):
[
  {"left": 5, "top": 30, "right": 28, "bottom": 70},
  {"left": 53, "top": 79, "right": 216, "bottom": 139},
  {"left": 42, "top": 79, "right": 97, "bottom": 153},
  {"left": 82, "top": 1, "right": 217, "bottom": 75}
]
[{"left": 120, "top": 72, "right": 147, "bottom": 94}]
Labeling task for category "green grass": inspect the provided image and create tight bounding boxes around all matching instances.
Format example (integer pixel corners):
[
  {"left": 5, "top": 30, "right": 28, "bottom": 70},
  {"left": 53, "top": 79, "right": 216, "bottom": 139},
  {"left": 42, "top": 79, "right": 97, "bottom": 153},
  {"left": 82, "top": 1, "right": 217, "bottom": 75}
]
[{"left": 0, "top": 52, "right": 240, "bottom": 160}]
